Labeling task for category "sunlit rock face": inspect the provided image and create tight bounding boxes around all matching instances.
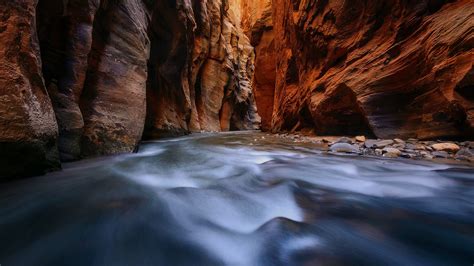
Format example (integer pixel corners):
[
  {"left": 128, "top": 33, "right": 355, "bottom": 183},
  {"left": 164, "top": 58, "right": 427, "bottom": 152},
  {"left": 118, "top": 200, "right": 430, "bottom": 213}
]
[
  {"left": 243, "top": 0, "right": 275, "bottom": 131},
  {"left": 271, "top": 0, "right": 474, "bottom": 139},
  {"left": 0, "top": 0, "right": 60, "bottom": 179},
  {"left": 144, "top": 0, "right": 260, "bottom": 138}
]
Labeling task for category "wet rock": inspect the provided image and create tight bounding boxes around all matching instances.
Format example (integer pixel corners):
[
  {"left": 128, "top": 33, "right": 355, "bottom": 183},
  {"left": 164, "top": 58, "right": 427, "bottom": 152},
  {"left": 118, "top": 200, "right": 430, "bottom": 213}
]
[
  {"left": 330, "top": 143, "right": 360, "bottom": 154},
  {"left": 432, "top": 151, "right": 449, "bottom": 159},
  {"left": 432, "top": 143, "right": 461, "bottom": 153},
  {"left": 365, "top": 140, "right": 394, "bottom": 149},
  {"left": 394, "top": 139, "right": 405, "bottom": 144},
  {"left": 393, "top": 143, "right": 406, "bottom": 149},
  {"left": 466, "top": 142, "right": 474, "bottom": 149},
  {"left": 375, "top": 149, "right": 383, "bottom": 156},
  {"left": 455, "top": 149, "right": 474, "bottom": 161}
]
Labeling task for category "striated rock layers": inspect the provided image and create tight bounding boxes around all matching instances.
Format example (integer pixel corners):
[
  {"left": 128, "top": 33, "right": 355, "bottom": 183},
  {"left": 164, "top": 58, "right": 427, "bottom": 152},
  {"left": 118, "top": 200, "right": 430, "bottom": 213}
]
[
  {"left": 250, "top": 0, "right": 473, "bottom": 139},
  {"left": 0, "top": 0, "right": 260, "bottom": 179}
]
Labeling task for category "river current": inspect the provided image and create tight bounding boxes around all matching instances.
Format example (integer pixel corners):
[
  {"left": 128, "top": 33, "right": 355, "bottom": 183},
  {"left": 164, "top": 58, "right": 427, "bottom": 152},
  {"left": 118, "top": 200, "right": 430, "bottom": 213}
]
[{"left": 1, "top": 132, "right": 473, "bottom": 265}]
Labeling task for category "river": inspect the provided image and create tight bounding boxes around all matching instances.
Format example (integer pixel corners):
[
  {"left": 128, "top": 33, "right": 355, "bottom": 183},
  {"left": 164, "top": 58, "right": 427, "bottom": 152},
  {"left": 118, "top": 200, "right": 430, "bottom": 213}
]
[{"left": 1, "top": 132, "right": 473, "bottom": 265}]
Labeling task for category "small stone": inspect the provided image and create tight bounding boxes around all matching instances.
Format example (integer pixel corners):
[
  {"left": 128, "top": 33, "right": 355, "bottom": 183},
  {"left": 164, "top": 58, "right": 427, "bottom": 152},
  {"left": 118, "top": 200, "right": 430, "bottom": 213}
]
[
  {"left": 335, "top": 137, "right": 353, "bottom": 144},
  {"left": 330, "top": 143, "right": 359, "bottom": 153},
  {"left": 432, "top": 143, "right": 460, "bottom": 153},
  {"left": 414, "top": 144, "right": 427, "bottom": 151},
  {"left": 466, "top": 142, "right": 474, "bottom": 149},
  {"left": 400, "top": 153, "right": 414, "bottom": 159},
  {"left": 355, "top": 136, "right": 366, "bottom": 142},
  {"left": 375, "top": 149, "right": 383, "bottom": 156},
  {"left": 407, "top": 138, "right": 418, "bottom": 143},
  {"left": 432, "top": 151, "right": 449, "bottom": 158},
  {"left": 393, "top": 143, "right": 405, "bottom": 149},
  {"left": 382, "top": 147, "right": 402, "bottom": 158},
  {"left": 394, "top": 138, "right": 405, "bottom": 144},
  {"left": 365, "top": 139, "right": 394, "bottom": 148},
  {"left": 456, "top": 148, "right": 474, "bottom": 157},
  {"left": 405, "top": 143, "right": 416, "bottom": 150},
  {"left": 455, "top": 148, "right": 474, "bottom": 161},
  {"left": 419, "top": 151, "right": 429, "bottom": 156},
  {"left": 424, "top": 154, "right": 434, "bottom": 160}
]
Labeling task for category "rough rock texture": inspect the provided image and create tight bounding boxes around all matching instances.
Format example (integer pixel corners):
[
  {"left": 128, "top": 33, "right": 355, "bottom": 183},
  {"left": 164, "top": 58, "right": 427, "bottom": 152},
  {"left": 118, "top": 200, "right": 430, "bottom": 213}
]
[
  {"left": 0, "top": 0, "right": 60, "bottom": 179},
  {"left": 0, "top": 0, "right": 260, "bottom": 177},
  {"left": 80, "top": 0, "right": 152, "bottom": 156},
  {"left": 270, "top": 0, "right": 474, "bottom": 139},
  {"left": 144, "top": 0, "right": 260, "bottom": 138},
  {"left": 37, "top": 0, "right": 99, "bottom": 160}
]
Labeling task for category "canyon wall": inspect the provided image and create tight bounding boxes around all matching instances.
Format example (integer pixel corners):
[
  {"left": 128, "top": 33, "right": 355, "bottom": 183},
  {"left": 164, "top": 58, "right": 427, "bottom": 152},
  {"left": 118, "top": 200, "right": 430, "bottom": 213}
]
[
  {"left": 0, "top": 0, "right": 260, "bottom": 179},
  {"left": 265, "top": 0, "right": 474, "bottom": 139}
]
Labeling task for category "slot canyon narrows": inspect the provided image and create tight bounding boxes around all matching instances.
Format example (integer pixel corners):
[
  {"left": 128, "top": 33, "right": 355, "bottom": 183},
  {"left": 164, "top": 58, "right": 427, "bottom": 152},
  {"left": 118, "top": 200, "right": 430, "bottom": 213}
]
[{"left": 0, "top": 0, "right": 473, "bottom": 265}]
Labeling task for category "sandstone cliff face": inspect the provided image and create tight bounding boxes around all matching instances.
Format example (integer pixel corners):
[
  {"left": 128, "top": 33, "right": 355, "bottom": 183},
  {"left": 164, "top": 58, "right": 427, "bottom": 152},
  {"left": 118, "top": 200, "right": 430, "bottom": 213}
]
[
  {"left": 144, "top": 0, "right": 260, "bottom": 138},
  {"left": 0, "top": 0, "right": 260, "bottom": 178},
  {"left": 269, "top": 0, "right": 474, "bottom": 139},
  {"left": 245, "top": 0, "right": 275, "bottom": 131},
  {"left": 0, "top": 0, "right": 60, "bottom": 178}
]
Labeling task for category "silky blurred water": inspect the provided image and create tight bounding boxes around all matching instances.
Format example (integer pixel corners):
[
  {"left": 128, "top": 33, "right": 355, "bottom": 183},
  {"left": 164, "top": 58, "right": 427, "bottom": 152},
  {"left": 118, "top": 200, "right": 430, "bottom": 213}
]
[{"left": 0, "top": 132, "right": 473, "bottom": 266}]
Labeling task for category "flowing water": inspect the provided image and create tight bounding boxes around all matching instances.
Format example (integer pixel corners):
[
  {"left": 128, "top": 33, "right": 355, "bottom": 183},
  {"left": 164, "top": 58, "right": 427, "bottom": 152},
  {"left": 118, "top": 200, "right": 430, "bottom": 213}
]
[{"left": 1, "top": 132, "right": 473, "bottom": 266}]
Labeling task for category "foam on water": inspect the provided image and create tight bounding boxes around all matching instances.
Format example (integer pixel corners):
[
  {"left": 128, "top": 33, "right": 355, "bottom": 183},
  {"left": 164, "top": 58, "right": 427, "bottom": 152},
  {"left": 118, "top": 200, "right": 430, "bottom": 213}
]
[{"left": 0, "top": 132, "right": 473, "bottom": 266}]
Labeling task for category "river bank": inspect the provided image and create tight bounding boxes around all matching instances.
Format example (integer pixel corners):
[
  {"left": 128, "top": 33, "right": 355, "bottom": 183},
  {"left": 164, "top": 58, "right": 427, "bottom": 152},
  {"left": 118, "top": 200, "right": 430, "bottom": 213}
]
[{"left": 274, "top": 133, "right": 474, "bottom": 165}]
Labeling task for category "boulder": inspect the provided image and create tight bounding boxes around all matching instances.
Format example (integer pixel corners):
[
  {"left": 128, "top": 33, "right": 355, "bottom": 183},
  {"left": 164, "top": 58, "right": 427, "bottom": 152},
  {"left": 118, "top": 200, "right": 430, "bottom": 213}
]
[{"left": 432, "top": 143, "right": 461, "bottom": 153}]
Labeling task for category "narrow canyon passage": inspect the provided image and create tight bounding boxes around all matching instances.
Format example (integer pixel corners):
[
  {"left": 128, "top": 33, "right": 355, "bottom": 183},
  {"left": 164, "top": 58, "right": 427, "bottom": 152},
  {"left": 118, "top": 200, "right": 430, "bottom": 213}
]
[{"left": 0, "top": 0, "right": 474, "bottom": 265}]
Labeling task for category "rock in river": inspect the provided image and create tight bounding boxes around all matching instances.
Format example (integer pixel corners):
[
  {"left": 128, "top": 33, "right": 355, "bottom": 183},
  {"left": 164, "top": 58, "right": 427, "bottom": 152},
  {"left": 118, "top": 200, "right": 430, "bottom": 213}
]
[{"left": 330, "top": 143, "right": 360, "bottom": 154}]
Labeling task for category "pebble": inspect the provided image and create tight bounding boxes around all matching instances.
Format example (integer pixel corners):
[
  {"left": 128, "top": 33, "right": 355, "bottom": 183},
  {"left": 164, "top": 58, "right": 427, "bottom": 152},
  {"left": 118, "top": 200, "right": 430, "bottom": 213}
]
[
  {"left": 432, "top": 151, "right": 449, "bottom": 158},
  {"left": 375, "top": 149, "right": 383, "bottom": 156},
  {"left": 276, "top": 133, "right": 473, "bottom": 164},
  {"left": 383, "top": 147, "right": 402, "bottom": 158},
  {"left": 455, "top": 148, "right": 474, "bottom": 161},
  {"left": 393, "top": 143, "right": 405, "bottom": 149},
  {"left": 330, "top": 143, "right": 359, "bottom": 153},
  {"left": 365, "top": 139, "right": 394, "bottom": 149},
  {"left": 394, "top": 138, "right": 405, "bottom": 144},
  {"left": 432, "top": 143, "right": 460, "bottom": 152}
]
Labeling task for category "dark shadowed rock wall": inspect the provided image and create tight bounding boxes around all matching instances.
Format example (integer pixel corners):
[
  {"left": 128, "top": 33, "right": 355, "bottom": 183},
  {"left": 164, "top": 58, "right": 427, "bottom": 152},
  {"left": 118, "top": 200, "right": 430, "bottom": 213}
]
[{"left": 0, "top": 0, "right": 60, "bottom": 179}]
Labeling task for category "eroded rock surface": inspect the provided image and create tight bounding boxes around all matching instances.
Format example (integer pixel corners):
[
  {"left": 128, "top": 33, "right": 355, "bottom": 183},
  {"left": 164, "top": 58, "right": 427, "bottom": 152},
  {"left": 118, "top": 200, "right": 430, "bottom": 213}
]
[
  {"left": 0, "top": 0, "right": 260, "bottom": 177},
  {"left": 0, "top": 0, "right": 60, "bottom": 179},
  {"left": 144, "top": 0, "right": 260, "bottom": 138},
  {"left": 269, "top": 0, "right": 474, "bottom": 139}
]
